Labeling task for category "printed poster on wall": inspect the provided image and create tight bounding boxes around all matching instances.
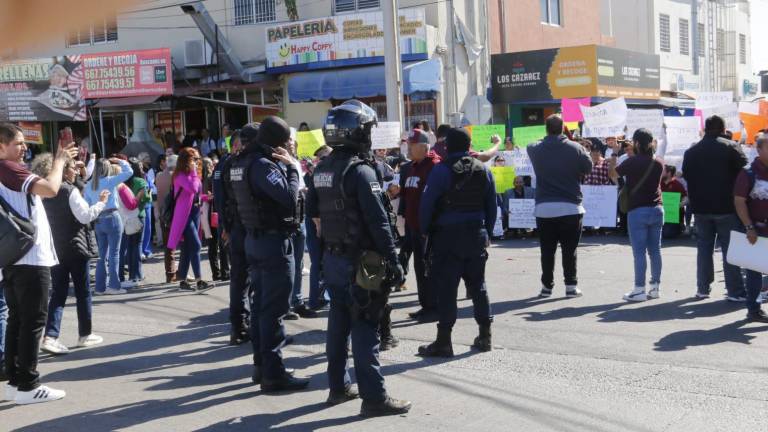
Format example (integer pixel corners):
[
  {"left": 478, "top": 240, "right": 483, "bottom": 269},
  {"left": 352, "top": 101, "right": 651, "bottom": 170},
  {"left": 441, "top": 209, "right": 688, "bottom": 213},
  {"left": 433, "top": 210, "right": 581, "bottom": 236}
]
[
  {"left": 0, "top": 56, "right": 85, "bottom": 121},
  {"left": 81, "top": 48, "right": 173, "bottom": 99}
]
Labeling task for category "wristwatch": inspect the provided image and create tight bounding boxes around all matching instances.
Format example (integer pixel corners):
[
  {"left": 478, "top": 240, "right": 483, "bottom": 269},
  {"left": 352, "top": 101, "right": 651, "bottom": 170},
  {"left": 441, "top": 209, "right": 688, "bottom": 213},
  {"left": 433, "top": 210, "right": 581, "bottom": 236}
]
[{"left": 745, "top": 225, "right": 756, "bottom": 231}]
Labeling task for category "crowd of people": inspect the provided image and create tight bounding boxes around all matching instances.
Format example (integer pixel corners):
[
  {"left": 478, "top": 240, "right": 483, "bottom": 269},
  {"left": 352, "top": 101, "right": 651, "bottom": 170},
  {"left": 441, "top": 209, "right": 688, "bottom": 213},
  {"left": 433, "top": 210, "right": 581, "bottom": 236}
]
[{"left": 0, "top": 104, "right": 766, "bottom": 417}]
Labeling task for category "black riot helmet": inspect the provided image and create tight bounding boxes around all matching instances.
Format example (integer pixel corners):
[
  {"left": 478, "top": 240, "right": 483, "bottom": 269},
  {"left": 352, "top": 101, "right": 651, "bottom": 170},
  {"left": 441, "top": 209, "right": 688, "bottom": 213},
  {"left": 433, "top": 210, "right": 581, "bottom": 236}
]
[{"left": 323, "top": 99, "right": 378, "bottom": 153}]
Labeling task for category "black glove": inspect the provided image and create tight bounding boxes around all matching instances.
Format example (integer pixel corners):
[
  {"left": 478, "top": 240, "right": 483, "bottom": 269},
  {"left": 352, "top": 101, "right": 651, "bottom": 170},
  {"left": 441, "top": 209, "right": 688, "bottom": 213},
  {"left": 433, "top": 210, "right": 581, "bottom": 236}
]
[{"left": 388, "top": 261, "right": 405, "bottom": 287}]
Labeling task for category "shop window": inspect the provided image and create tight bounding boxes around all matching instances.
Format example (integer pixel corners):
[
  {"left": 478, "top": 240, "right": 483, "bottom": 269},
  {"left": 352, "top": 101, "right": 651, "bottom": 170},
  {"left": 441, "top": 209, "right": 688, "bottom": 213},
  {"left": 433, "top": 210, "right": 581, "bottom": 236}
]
[
  {"left": 66, "top": 15, "right": 118, "bottom": 47},
  {"left": 739, "top": 33, "right": 746, "bottom": 65},
  {"left": 540, "top": 0, "right": 561, "bottom": 26},
  {"left": 697, "top": 23, "right": 705, "bottom": 57},
  {"left": 334, "top": 0, "right": 380, "bottom": 14},
  {"left": 234, "top": 0, "right": 276, "bottom": 25},
  {"left": 679, "top": 18, "right": 689, "bottom": 56},
  {"left": 659, "top": 14, "right": 670, "bottom": 53}
]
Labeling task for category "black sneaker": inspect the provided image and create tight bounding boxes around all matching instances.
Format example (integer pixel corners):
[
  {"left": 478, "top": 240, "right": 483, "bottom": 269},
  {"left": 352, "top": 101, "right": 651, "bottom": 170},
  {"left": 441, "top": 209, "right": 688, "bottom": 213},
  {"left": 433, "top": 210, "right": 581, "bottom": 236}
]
[
  {"left": 196, "top": 280, "right": 213, "bottom": 293},
  {"left": 747, "top": 310, "right": 768, "bottom": 323},
  {"left": 538, "top": 286, "right": 553, "bottom": 298},
  {"left": 360, "top": 397, "right": 412, "bottom": 417},
  {"left": 294, "top": 304, "right": 318, "bottom": 318},
  {"left": 327, "top": 385, "right": 359, "bottom": 406},
  {"left": 380, "top": 334, "right": 399, "bottom": 351},
  {"left": 179, "top": 281, "right": 195, "bottom": 292},
  {"left": 408, "top": 309, "right": 426, "bottom": 319},
  {"left": 261, "top": 371, "right": 310, "bottom": 392},
  {"left": 416, "top": 310, "right": 439, "bottom": 323},
  {"left": 284, "top": 311, "right": 299, "bottom": 320}
]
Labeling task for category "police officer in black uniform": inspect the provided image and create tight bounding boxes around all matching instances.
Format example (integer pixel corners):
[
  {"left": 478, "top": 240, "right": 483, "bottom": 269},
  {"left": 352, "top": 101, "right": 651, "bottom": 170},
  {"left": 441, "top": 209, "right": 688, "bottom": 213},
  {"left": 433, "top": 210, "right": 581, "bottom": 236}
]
[
  {"left": 306, "top": 100, "right": 411, "bottom": 417},
  {"left": 213, "top": 129, "right": 251, "bottom": 346},
  {"left": 230, "top": 117, "right": 309, "bottom": 392},
  {"left": 417, "top": 128, "right": 496, "bottom": 357}
]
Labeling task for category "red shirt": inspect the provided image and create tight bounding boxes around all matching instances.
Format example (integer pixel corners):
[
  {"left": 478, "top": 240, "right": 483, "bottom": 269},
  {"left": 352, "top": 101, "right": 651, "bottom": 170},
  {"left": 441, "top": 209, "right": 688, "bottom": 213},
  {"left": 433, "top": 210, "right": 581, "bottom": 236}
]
[
  {"left": 734, "top": 159, "right": 768, "bottom": 236},
  {"left": 401, "top": 152, "right": 440, "bottom": 232}
]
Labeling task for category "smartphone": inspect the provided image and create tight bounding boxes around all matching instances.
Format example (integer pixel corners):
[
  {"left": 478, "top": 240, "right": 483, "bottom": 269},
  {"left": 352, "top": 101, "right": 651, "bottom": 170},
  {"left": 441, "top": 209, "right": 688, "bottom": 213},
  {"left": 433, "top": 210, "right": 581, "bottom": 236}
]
[{"left": 59, "top": 127, "right": 73, "bottom": 145}]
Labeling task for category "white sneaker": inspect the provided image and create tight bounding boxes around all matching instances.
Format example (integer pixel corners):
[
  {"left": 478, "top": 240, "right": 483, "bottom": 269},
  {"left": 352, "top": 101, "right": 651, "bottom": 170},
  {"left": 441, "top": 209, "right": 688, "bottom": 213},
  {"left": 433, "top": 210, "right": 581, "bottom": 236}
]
[
  {"left": 623, "top": 287, "right": 647, "bottom": 302},
  {"left": 120, "top": 280, "right": 137, "bottom": 289},
  {"left": 14, "top": 385, "right": 66, "bottom": 405},
  {"left": 565, "top": 285, "right": 583, "bottom": 298},
  {"left": 93, "top": 290, "right": 105, "bottom": 296},
  {"left": 77, "top": 334, "right": 104, "bottom": 348},
  {"left": 757, "top": 291, "right": 768, "bottom": 304},
  {"left": 3, "top": 384, "right": 17, "bottom": 401},
  {"left": 302, "top": 268, "right": 310, "bottom": 277},
  {"left": 648, "top": 283, "right": 660, "bottom": 299},
  {"left": 41, "top": 337, "right": 70, "bottom": 355},
  {"left": 105, "top": 288, "right": 127, "bottom": 295}
]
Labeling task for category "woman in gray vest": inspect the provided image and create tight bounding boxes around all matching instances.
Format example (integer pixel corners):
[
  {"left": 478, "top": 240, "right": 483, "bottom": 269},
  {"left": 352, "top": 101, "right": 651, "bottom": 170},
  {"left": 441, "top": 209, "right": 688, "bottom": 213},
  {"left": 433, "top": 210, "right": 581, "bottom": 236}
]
[{"left": 30, "top": 155, "right": 109, "bottom": 355}]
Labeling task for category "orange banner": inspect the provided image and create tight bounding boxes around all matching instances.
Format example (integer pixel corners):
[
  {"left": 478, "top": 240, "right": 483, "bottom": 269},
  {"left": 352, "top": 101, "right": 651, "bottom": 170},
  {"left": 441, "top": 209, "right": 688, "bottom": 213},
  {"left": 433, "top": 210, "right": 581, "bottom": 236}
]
[{"left": 19, "top": 121, "right": 43, "bottom": 144}]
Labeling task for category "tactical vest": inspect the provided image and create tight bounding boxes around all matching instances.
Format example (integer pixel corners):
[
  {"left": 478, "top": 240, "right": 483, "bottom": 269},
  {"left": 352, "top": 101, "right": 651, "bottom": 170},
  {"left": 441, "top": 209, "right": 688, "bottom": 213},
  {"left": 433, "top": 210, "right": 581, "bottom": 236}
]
[
  {"left": 313, "top": 154, "right": 374, "bottom": 252},
  {"left": 440, "top": 156, "right": 489, "bottom": 213},
  {"left": 220, "top": 155, "right": 241, "bottom": 227},
  {"left": 42, "top": 183, "right": 97, "bottom": 259},
  {"left": 229, "top": 151, "right": 295, "bottom": 231}
]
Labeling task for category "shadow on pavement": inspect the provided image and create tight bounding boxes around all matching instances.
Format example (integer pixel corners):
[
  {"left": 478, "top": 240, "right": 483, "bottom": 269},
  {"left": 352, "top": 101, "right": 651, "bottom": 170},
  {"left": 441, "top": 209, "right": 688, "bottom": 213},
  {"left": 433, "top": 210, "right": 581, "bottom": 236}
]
[{"left": 654, "top": 320, "right": 768, "bottom": 351}]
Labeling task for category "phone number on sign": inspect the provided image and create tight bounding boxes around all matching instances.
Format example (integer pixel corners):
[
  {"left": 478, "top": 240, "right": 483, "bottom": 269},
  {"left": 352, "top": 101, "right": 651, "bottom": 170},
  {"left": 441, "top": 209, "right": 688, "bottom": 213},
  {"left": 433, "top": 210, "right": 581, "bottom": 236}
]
[
  {"left": 84, "top": 67, "right": 136, "bottom": 80},
  {"left": 85, "top": 77, "right": 136, "bottom": 91}
]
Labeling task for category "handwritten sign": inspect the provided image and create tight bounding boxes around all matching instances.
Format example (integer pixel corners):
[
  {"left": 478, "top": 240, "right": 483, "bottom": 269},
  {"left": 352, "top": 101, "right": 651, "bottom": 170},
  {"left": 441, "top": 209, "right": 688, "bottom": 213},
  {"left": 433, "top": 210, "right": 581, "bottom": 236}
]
[
  {"left": 695, "top": 91, "right": 733, "bottom": 110},
  {"left": 561, "top": 97, "right": 591, "bottom": 122},
  {"left": 512, "top": 125, "right": 546, "bottom": 147},
  {"left": 626, "top": 109, "right": 664, "bottom": 141},
  {"left": 700, "top": 103, "right": 740, "bottom": 132},
  {"left": 510, "top": 148, "right": 534, "bottom": 176},
  {"left": 662, "top": 192, "right": 680, "bottom": 224},
  {"left": 508, "top": 199, "right": 536, "bottom": 229},
  {"left": 582, "top": 185, "right": 618, "bottom": 227},
  {"left": 661, "top": 116, "right": 700, "bottom": 162},
  {"left": 371, "top": 122, "right": 402, "bottom": 150},
  {"left": 296, "top": 130, "right": 326, "bottom": 158},
  {"left": 580, "top": 98, "right": 628, "bottom": 138},
  {"left": 471, "top": 124, "right": 506, "bottom": 151},
  {"left": 490, "top": 166, "right": 516, "bottom": 194}
]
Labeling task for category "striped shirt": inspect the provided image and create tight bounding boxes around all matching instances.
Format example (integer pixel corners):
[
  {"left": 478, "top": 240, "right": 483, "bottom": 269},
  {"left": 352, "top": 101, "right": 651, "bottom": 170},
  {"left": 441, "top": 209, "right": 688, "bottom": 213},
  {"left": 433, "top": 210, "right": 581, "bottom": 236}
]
[{"left": 0, "top": 160, "right": 58, "bottom": 268}]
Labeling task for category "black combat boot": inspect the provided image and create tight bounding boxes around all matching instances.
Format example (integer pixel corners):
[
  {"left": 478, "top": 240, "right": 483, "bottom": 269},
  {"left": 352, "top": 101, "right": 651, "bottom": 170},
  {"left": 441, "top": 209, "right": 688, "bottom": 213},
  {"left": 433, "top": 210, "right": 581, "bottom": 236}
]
[
  {"left": 326, "top": 385, "right": 360, "bottom": 406},
  {"left": 417, "top": 327, "right": 454, "bottom": 358},
  {"left": 472, "top": 324, "right": 492, "bottom": 352},
  {"left": 379, "top": 305, "right": 399, "bottom": 351},
  {"left": 360, "top": 396, "right": 412, "bottom": 417},
  {"left": 261, "top": 370, "right": 310, "bottom": 392}
]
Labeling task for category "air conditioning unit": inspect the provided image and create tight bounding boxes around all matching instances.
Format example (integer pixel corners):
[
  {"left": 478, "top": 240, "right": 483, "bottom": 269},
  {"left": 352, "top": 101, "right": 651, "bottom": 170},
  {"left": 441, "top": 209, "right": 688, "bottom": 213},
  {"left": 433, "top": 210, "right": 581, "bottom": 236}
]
[{"left": 184, "top": 39, "right": 214, "bottom": 67}]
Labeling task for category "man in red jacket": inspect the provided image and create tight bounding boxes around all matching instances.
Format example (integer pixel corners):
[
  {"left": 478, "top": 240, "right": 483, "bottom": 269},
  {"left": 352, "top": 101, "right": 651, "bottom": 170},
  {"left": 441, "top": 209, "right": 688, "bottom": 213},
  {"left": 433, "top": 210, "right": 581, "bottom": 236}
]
[{"left": 399, "top": 129, "right": 441, "bottom": 322}]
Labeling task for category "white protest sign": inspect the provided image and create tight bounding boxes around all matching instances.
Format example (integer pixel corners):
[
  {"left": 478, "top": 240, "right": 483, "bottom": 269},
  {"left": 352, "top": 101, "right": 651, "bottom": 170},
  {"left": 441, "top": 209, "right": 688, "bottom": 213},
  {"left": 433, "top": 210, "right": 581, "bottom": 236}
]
[
  {"left": 371, "top": 122, "right": 402, "bottom": 149},
  {"left": 738, "top": 101, "right": 761, "bottom": 116},
  {"left": 743, "top": 145, "right": 758, "bottom": 163},
  {"left": 626, "top": 109, "right": 664, "bottom": 142},
  {"left": 701, "top": 103, "right": 740, "bottom": 132},
  {"left": 510, "top": 149, "right": 534, "bottom": 176},
  {"left": 290, "top": 127, "right": 297, "bottom": 141},
  {"left": 695, "top": 91, "right": 733, "bottom": 110},
  {"left": 493, "top": 211, "right": 504, "bottom": 237},
  {"left": 662, "top": 116, "right": 700, "bottom": 160},
  {"left": 508, "top": 199, "right": 536, "bottom": 229},
  {"left": 582, "top": 185, "right": 618, "bottom": 228},
  {"left": 580, "top": 98, "right": 628, "bottom": 138}
]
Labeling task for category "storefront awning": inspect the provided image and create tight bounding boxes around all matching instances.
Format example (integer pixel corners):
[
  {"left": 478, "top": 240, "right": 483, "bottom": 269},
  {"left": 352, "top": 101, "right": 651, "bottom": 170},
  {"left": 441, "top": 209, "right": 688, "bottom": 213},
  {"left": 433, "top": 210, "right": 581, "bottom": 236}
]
[
  {"left": 94, "top": 95, "right": 161, "bottom": 108},
  {"left": 287, "top": 58, "right": 442, "bottom": 103}
]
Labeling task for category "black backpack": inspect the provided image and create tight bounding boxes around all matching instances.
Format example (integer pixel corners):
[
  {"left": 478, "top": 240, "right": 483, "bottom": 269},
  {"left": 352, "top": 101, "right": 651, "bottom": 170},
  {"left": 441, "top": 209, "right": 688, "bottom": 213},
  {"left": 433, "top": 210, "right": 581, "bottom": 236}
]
[
  {"left": 161, "top": 184, "right": 180, "bottom": 226},
  {"left": 0, "top": 194, "right": 36, "bottom": 267}
]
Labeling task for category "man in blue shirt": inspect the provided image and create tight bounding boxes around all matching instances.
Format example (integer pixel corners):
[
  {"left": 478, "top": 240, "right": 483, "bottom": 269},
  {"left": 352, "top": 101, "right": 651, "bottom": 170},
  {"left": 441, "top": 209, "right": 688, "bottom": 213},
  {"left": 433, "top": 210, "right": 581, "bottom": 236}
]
[{"left": 417, "top": 128, "right": 496, "bottom": 357}]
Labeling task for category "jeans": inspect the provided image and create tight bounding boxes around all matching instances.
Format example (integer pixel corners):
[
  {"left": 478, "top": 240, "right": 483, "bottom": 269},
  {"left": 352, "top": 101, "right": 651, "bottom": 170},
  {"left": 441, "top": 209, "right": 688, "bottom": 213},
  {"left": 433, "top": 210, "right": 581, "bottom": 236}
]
[
  {"left": 245, "top": 232, "right": 294, "bottom": 379},
  {"left": 141, "top": 205, "right": 153, "bottom": 257},
  {"left": 126, "top": 232, "right": 143, "bottom": 281},
  {"left": 46, "top": 257, "right": 92, "bottom": 338},
  {"left": 745, "top": 270, "right": 765, "bottom": 315},
  {"left": 431, "top": 226, "right": 492, "bottom": 330},
  {"left": 408, "top": 226, "right": 436, "bottom": 311},
  {"left": 627, "top": 206, "right": 664, "bottom": 288},
  {"left": 289, "top": 227, "right": 306, "bottom": 308},
  {"left": 177, "top": 207, "right": 202, "bottom": 280},
  {"left": 95, "top": 211, "right": 124, "bottom": 292},
  {"left": 0, "top": 283, "right": 7, "bottom": 365},
  {"left": 305, "top": 214, "right": 328, "bottom": 309},
  {"left": 536, "top": 214, "right": 584, "bottom": 289},
  {"left": 228, "top": 223, "right": 249, "bottom": 333},
  {"left": 323, "top": 252, "right": 386, "bottom": 402},
  {"left": 694, "top": 213, "right": 745, "bottom": 296},
  {"left": 2, "top": 265, "right": 50, "bottom": 391}
]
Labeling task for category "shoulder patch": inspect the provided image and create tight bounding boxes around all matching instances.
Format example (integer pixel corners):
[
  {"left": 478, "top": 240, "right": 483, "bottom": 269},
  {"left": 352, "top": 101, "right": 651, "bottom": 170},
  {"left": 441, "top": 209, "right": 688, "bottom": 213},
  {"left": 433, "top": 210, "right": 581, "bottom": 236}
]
[
  {"left": 267, "top": 169, "right": 283, "bottom": 185},
  {"left": 314, "top": 172, "right": 334, "bottom": 188},
  {"left": 370, "top": 182, "right": 382, "bottom": 193}
]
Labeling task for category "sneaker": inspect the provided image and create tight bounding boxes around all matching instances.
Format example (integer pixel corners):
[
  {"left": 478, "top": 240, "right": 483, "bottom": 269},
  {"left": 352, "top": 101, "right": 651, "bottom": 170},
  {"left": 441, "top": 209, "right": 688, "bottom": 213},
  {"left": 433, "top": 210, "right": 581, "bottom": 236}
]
[
  {"left": 647, "top": 283, "right": 660, "bottom": 299},
  {"left": 196, "top": 280, "right": 213, "bottom": 293},
  {"left": 565, "top": 286, "right": 583, "bottom": 298},
  {"left": 301, "top": 268, "right": 310, "bottom": 276},
  {"left": 120, "top": 280, "right": 137, "bottom": 289},
  {"left": 538, "top": 286, "right": 553, "bottom": 298},
  {"left": 327, "top": 385, "right": 359, "bottom": 406},
  {"left": 104, "top": 288, "right": 127, "bottom": 295},
  {"left": 77, "top": 334, "right": 103, "bottom": 348},
  {"left": 408, "top": 309, "right": 427, "bottom": 319},
  {"left": 747, "top": 310, "right": 768, "bottom": 323},
  {"left": 179, "top": 281, "right": 196, "bottom": 292},
  {"left": 757, "top": 291, "right": 768, "bottom": 304},
  {"left": 3, "top": 384, "right": 17, "bottom": 401},
  {"left": 694, "top": 291, "right": 710, "bottom": 299},
  {"left": 93, "top": 290, "right": 106, "bottom": 296},
  {"left": 284, "top": 311, "right": 299, "bottom": 321},
  {"left": 293, "top": 304, "right": 317, "bottom": 319},
  {"left": 623, "top": 288, "right": 647, "bottom": 302},
  {"left": 14, "top": 385, "right": 66, "bottom": 405},
  {"left": 41, "top": 337, "right": 70, "bottom": 355},
  {"left": 725, "top": 295, "right": 747, "bottom": 303}
]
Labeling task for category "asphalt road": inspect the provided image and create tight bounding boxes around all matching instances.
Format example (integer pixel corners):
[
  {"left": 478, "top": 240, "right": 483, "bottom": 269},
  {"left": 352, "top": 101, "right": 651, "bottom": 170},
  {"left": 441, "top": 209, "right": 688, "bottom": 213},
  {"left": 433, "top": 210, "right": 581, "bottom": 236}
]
[{"left": 4, "top": 234, "right": 768, "bottom": 431}]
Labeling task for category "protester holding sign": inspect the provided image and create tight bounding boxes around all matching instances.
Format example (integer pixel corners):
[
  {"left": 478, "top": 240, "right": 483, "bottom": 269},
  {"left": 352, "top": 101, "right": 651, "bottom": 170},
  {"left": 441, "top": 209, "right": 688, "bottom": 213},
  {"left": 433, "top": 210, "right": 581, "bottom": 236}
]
[
  {"left": 527, "top": 115, "right": 593, "bottom": 298},
  {"left": 682, "top": 115, "right": 748, "bottom": 301},
  {"left": 660, "top": 165, "right": 688, "bottom": 239},
  {"left": 610, "top": 129, "right": 664, "bottom": 302}
]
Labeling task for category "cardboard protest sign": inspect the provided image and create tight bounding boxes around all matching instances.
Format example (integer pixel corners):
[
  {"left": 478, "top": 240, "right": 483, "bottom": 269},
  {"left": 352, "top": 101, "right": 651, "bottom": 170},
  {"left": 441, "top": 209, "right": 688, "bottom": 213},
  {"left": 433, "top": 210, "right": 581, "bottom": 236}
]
[
  {"left": 580, "top": 97, "right": 628, "bottom": 138},
  {"left": 695, "top": 91, "right": 733, "bottom": 110},
  {"left": 490, "top": 166, "right": 516, "bottom": 194},
  {"left": 471, "top": 124, "right": 506, "bottom": 151},
  {"left": 509, "top": 148, "right": 534, "bottom": 176},
  {"left": 662, "top": 192, "right": 680, "bottom": 224},
  {"left": 371, "top": 122, "right": 402, "bottom": 149},
  {"left": 582, "top": 185, "right": 618, "bottom": 227},
  {"left": 660, "top": 116, "right": 700, "bottom": 168},
  {"left": 508, "top": 199, "right": 536, "bottom": 229},
  {"left": 625, "top": 109, "right": 664, "bottom": 142},
  {"left": 512, "top": 125, "right": 546, "bottom": 147},
  {"left": 561, "top": 97, "right": 591, "bottom": 122},
  {"left": 296, "top": 130, "right": 326, "bottom": 158},
  {"left": 700, "top": 103, "right": 740, "bottom": 132}
]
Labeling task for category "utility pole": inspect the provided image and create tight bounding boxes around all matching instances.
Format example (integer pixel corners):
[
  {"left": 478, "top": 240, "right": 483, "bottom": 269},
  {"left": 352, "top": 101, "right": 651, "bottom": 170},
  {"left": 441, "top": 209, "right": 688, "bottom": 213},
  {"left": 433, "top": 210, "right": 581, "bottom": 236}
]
[{"left": 382, "top": 0, "right": 404, "bottom": 129}]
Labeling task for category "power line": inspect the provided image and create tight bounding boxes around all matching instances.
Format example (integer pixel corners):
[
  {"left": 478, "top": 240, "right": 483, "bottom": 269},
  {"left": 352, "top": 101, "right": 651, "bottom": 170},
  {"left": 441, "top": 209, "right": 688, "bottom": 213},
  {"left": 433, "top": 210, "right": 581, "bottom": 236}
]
[{"left": 120, "top": 0, "right": 208, "bottom": 14}]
